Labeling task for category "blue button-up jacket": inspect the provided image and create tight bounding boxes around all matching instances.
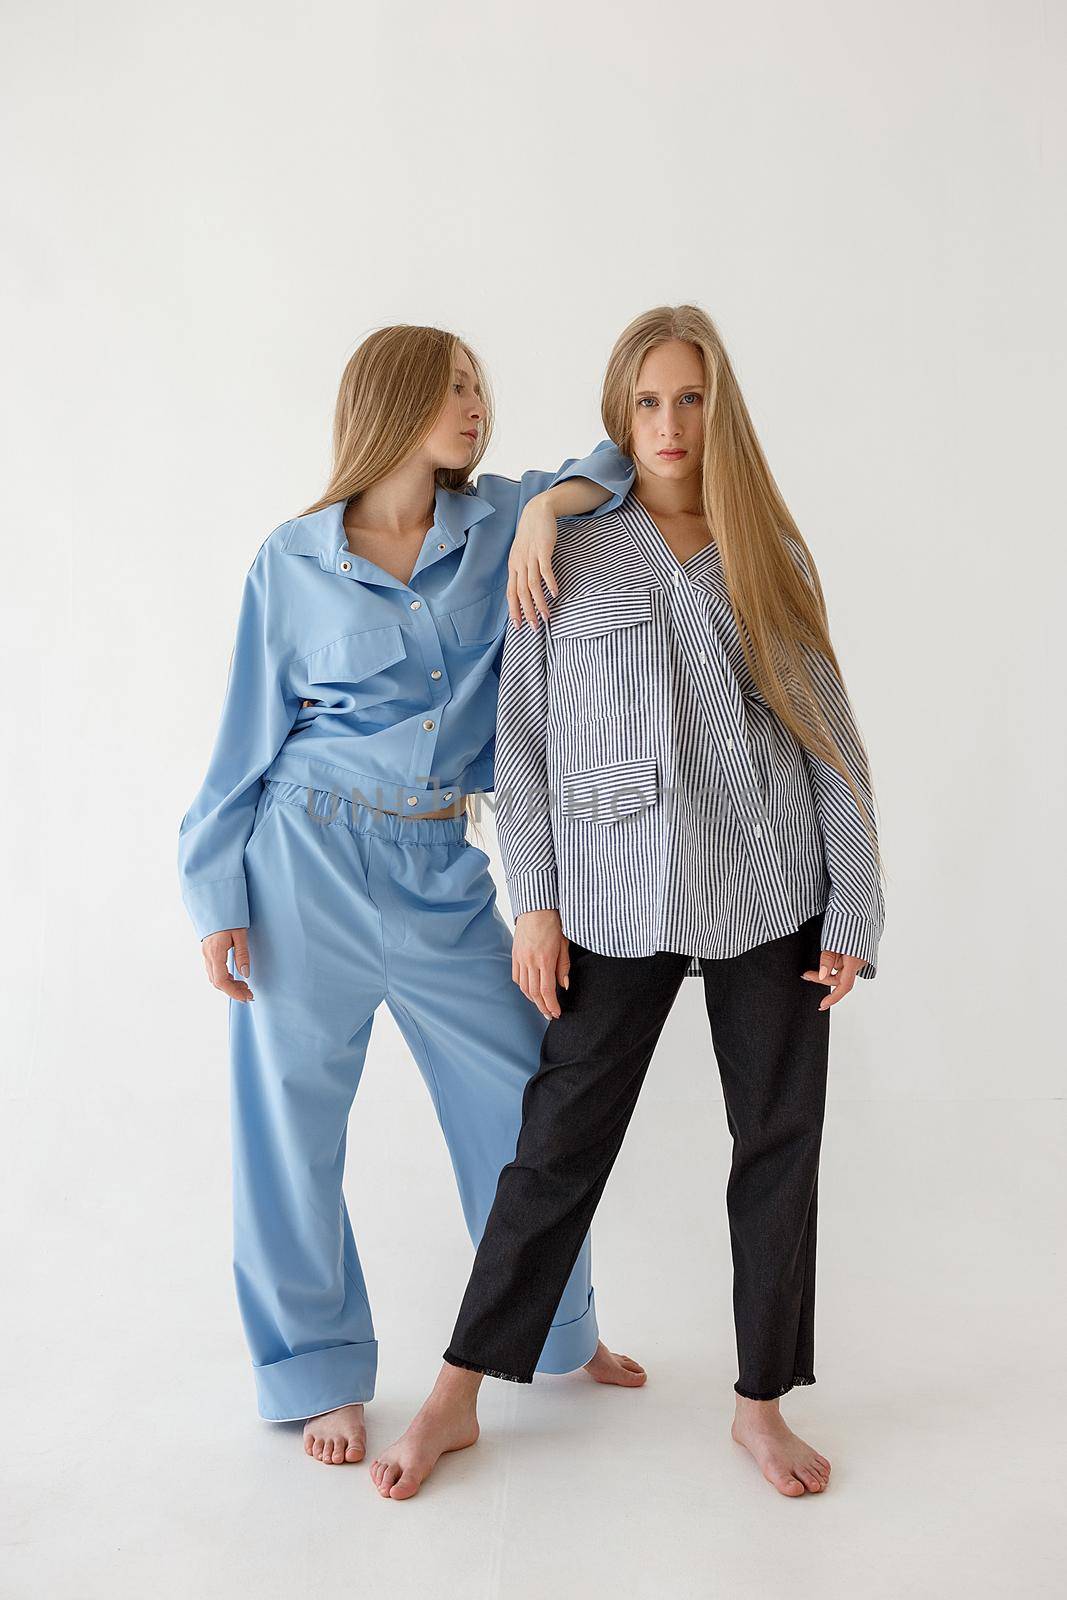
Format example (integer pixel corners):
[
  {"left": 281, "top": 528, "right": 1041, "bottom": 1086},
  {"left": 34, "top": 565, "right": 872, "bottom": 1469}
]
[{"left": 177, "top": 442, "right": 636, "bottom": 939}]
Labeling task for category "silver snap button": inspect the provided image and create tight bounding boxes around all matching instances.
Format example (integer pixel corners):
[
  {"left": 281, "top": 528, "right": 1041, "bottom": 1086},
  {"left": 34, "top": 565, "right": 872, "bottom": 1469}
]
[
  {"left": 430, "top": 669, "right": 442, "bottom": 680},
  {"left": 699, "top": 650, "right": 707, "bottom": 664},
  {"left": 727, "top": 735, "right": 734, "bottom": 751},
  {"left": 444, "top": 792, "right": 453, "bottom": 802},
  {"left": 437, "top": 543, "right": 446, "bottom": 551},
  {"left": 406, "top": 795, "right": 418, "bottom": 806},
  {"left": 423, "top": 719, "right": 435, "bottom": 730},
  {"left": 340, "top": 560, "right": 351, "bottom": 572},
  {"left": 410, "top": 599, "right": 422, "bottom": 610}
]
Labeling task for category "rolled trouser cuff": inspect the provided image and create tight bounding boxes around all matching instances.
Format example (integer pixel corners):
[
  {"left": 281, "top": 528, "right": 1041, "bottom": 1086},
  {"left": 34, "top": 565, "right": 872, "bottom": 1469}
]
[
  {"left": 535, "top": 1284, "right": 599, "bottom": 1374},
  {"left": 253, "top": 1339, "right": 379, "bottom": 1421}
]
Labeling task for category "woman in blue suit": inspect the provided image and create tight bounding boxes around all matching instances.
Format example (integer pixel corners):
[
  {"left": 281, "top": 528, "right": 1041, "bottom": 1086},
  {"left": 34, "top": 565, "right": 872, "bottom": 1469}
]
[{"left": 178, "top": 324, "right": 646, "bottom": 1465}]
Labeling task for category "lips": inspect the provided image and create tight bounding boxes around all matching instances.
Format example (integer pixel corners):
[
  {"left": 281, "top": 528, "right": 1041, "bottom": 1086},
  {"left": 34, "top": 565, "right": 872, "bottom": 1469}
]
[{"left": 658, "top": 449, "right": 686, "bottom": 458}]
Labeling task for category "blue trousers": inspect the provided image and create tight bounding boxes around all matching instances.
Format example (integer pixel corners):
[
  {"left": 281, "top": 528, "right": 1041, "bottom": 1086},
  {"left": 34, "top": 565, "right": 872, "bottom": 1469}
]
[{"left": 229, "top": 780, "right": 599, "bottom": 1421}]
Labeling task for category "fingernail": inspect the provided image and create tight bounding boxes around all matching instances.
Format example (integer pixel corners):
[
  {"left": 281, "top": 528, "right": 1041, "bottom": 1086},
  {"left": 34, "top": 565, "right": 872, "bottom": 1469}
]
[
  {"left": 819, "top": 965, "right": 827, "bottom": 979},
  {"left": 240, "top": 964, "right": 250, "bottom": 978},
  {"left": 562, "top": 977, "right": 569, "bottom": 989}
]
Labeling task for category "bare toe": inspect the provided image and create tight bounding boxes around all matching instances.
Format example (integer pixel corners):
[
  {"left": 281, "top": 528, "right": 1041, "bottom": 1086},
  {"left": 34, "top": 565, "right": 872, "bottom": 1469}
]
[{"left": 389, "top": 1469, "right": 422, "bottom": 1500}]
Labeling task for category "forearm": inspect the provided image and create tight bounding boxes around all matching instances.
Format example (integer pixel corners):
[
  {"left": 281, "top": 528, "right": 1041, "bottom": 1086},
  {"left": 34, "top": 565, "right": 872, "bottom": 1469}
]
[{"left": 539, "top": 476, "right": 618, "bottom": 517}]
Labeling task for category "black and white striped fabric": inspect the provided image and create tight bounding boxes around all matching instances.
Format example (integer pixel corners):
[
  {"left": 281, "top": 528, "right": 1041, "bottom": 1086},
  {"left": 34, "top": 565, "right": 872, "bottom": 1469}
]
[{"left": 495, "top": 491, "right": 884, "bottom": 979}]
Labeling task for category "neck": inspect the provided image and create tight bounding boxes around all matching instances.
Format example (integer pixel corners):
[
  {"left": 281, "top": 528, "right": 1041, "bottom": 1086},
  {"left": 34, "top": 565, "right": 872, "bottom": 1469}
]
[
  {"left": 633, "top": 470, "right": 703, "bottom": 518},
  {"left": 348, "top": 454, "right": 438, "bottom": 536}
]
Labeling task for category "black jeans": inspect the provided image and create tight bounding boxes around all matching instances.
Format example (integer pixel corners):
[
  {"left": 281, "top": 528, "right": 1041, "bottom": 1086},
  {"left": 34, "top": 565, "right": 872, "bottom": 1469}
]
[{"left": 443, "top": 914, "right": 831, "bottom": 1401}]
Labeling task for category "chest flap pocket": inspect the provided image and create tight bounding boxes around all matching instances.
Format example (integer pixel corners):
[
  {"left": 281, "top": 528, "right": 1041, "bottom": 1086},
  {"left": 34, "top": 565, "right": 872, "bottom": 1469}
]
[
  {"left": 301, "top": 624, "right": 407, "bottom": 703},
  {"left": 450, "top": 582, "right": 510, "bottom": 646},
  {"left": 548, "top": 586, "right": 654, "bottom": 640}
]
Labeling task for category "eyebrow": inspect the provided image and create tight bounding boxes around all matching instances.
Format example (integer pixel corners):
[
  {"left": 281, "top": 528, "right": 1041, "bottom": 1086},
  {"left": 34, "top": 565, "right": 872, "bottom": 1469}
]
[
  {"left": 636, "top": 385, "right": 705, "bottom": 397},
  {"left": 455, "top": 369, "right": 483, "bottom": 397}
]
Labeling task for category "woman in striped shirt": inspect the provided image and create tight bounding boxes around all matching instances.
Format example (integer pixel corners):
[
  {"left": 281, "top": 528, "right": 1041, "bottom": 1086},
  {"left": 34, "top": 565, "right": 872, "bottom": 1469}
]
[{"left": 371, "top": 304, "right": 885, "bottom": 1501}]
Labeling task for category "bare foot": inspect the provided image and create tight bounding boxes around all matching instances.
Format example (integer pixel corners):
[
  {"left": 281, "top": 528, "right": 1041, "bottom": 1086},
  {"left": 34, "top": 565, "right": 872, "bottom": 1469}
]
[
  {"left": 583, "top": 1340, "right": 647, "bottom": 1387},
  {"left": 370, "top": 1366, "right": 481, "bottom": 1501},
  {"left": 731, "top": 1397, "right": 831, "bottom": 1496},
  {"left": 303, "top": 1402, "right": 366, "bottom": 1465}
]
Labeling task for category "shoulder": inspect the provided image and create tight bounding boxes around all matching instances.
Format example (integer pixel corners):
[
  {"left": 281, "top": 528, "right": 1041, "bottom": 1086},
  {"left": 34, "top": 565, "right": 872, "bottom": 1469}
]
[
  {"left": 242, "top": 518, "right": 297, "bottom": 562},
  {"left": 548, "top": 507, "right": 642, "bottom": 601},
  {"left": 781, "top": 529, "right": 818, "bottom": 588},
  {"left": 233, "top": 521, "right": 301, "bottom": 594},
  {"left": 555, "top": 504, "right": 626, "bottom": 546}
]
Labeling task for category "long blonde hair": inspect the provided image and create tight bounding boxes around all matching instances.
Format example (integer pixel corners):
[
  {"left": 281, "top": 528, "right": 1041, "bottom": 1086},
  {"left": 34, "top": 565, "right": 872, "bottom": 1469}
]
[
  {"left": 303, "top": 324, "right": 496, "bottom": 830},
  {"left": 602, "top": 305, "right": 883, "bottom": 873},
  {"left": 302, "top": 324, "right": 495, "bottom": 517}
]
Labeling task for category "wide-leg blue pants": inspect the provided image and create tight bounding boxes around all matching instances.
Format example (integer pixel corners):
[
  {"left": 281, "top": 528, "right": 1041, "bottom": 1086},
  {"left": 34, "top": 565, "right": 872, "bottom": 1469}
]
[{"left": 229, "top": 780, "right": 599, "bottom": 1421}]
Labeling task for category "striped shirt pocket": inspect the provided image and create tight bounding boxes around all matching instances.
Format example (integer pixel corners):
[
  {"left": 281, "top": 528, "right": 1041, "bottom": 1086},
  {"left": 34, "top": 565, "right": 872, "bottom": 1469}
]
[{"left": 558, "top": 756, "right": 659, "bottom": 826}]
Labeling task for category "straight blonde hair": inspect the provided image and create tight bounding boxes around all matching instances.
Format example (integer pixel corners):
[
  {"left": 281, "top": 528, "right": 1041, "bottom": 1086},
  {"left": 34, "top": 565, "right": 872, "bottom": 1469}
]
[
  {"left": 602, "top": 305, "right": 884, "bottom": 875},
  {"left": 303, "top": 324, "right": 497, "bottom": 826},
  {"left": 303, "top": 324, "right": 495, "bottom": 516}
]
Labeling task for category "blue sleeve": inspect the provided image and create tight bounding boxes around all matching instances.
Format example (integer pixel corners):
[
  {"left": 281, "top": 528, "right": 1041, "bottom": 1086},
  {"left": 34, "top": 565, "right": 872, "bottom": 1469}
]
[
  {"left": 177, "top": 542, "right": 302, "bottom": 939},
  {"left": 472, "top": 438, "right": 635, "bottom": 538}
]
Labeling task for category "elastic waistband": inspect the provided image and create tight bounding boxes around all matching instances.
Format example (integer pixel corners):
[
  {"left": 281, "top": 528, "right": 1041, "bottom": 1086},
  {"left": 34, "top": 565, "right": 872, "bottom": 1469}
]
[{"left": 264, "top": 780, "right": 469, "bottom": 845}]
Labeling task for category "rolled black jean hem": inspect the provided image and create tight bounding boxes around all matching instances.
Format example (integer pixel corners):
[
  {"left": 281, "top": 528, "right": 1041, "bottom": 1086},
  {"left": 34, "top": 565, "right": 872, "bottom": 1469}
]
[
  {"left": 734, "top": 1374, "right": 816, "bottom": 1402},
  {"left": 443, "top": 1349, "right": 533, "bottom": 1384}
]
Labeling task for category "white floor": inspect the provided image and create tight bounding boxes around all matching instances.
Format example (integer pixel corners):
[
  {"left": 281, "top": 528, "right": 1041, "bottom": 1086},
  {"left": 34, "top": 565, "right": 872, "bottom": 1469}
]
[{"left": 3, "top": 994, "right": 1062, "bottom": 1600}]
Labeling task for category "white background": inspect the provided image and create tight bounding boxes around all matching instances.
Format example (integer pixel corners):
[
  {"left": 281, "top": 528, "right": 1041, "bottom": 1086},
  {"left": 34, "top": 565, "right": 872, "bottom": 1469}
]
[{"left": 3, "top": 2, "right": 1063, "bottom": 1596}]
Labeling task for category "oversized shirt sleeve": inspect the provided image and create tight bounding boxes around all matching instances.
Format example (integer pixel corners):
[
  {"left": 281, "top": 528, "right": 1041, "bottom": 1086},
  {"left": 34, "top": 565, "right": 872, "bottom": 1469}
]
[
  {"left": 786, "top": 536, "right": 885, "bottom": 978},
  {"left": 472, "top": 438, "right": 635, "bottom": 533},
  {"left": 177, "top": 540, "right": 302, "bottom": 940},
  {"left": 495, "top": 600, "right": 558, "bottom": 918}
]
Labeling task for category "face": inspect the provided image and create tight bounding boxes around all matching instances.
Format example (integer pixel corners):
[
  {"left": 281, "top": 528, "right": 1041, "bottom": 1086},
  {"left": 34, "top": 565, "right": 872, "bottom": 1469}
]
[
  {"left": 629, "top": 339, "right": 706, "bottom": 485},
  {"left": 423, "top": 351, "right": 485, "bottom": 470}
]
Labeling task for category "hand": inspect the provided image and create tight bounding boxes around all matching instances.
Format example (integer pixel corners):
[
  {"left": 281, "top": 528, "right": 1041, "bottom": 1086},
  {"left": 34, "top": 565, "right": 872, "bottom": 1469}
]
[
  {"left": 513, "top": 909, "right": 570, "bottom": 1019},
  {"left": 507, "top": 494, "right": 561, "bottom": 629},
  {"left": 801, "top": 948, "right": 866, "bottom": 1010},
  {"left": 201, "top": 928, "right": 254, "bottom": 1002}
]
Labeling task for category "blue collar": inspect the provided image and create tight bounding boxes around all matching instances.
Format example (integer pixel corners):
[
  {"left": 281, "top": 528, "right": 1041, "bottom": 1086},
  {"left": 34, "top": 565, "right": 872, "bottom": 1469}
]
[{"left": 282, "top": 483, "right": 497, "bottom": 565}]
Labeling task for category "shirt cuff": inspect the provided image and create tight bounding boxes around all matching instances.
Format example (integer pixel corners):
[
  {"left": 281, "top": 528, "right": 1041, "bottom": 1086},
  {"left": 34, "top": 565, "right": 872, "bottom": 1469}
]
[
  {"left": 506, "top": 867, "right": 560, "bottom": 919},
  {"left": 551, "top": 439, "right": 635, "bottom": 515},
  {"left": 818, "top": 904, "right": 881, "bottom": 980},
  {"left": 183, "top": 875, "right": 250, "bottom": 941}
]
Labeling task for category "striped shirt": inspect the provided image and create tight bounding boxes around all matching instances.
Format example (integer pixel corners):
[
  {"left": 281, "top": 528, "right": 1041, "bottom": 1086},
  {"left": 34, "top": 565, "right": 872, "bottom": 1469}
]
[{"left": 494, "top": 490, "right": 884, "bottom": 978}]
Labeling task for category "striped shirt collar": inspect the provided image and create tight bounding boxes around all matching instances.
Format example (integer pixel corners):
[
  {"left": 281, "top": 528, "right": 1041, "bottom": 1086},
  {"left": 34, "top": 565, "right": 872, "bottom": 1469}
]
[{"left": 616, "top": 491, "right": 722, "bottom": 591}]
